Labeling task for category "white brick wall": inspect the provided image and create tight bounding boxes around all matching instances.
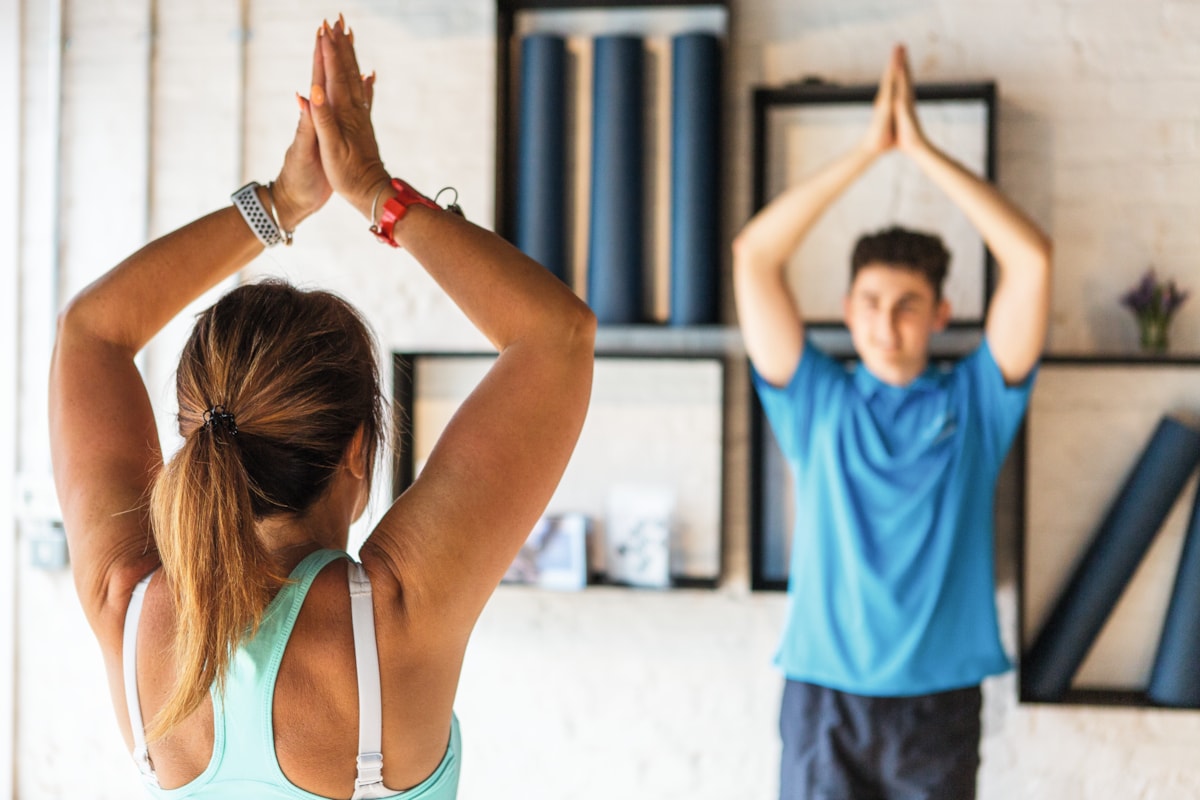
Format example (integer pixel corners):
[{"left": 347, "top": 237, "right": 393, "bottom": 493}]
[{"left": 11, "top": 0, "right": 1200, "bottom": 798}]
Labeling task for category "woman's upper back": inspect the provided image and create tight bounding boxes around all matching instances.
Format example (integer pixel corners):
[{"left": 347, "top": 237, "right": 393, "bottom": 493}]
[{"left": 124, "top": 549, "right": 460, "bottom": 799}]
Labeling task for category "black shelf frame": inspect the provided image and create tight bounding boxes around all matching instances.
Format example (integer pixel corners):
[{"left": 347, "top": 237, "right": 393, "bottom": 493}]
[
  {"left": 748, "top": 349, "right": 994, "bottom": 592},
  {"left": 748, "top": 351, "right": 1200, "bottom": 708},
  {"left": 494, "top": 0, "right": 732, "bottom": 326},
  {"left": 1015, "top": 353, "right": 1200, "bottom": 708},
  {"left": 1028, "top": 353, "right": 1200, "bottom": 367},
  {"left": 392, "top": 348, "right": 729, "bottom": 590},
  {"left": 747, "top": 376, "right": 786, "bottom": 592},
  {"left": 750, "top": 80, "right": 997, "bottom": 331}
]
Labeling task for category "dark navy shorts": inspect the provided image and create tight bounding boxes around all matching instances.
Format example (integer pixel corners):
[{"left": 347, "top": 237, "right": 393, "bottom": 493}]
[{"left": 779, "top": 679, "right": 982, "bottom": 800}]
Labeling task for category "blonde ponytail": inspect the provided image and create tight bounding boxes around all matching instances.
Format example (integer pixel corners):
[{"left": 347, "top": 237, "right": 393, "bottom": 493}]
[
  {"left": 146, "top": 424, "right": 285, "bottom": 740},
  {"left": 144, "top": 280, "right": 383, "bottom": 741}
]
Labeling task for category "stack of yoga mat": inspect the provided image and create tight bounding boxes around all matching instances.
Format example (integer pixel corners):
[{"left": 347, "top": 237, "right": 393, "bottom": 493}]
[
  {"left": 1023, "top": 414, "right": 1200, "bottom": 707},
  {"left": 513, "top": 32, "right": 721, "bottom": 325}
]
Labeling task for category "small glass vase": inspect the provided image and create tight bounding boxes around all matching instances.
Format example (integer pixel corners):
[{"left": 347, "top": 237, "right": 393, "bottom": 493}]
[{"left": 1137, "top": 315, "right": 1170, "bottom": 354}]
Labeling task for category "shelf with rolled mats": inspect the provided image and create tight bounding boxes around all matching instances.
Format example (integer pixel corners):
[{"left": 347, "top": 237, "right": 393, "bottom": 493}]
[
  {"left": 495, "top": 0, "right": 730, "bottom": 330},
  {"left": 1015, "top": 353, "right": 1200, "bottom": 709}
]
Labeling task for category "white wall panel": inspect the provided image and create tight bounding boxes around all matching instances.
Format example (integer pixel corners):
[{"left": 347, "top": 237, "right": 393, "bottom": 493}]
[
  {"left": 11, "top": 0, "right": 1200, "bottom": 798},
  {"left": 0, "top": 0, "right": 19, "bottom": 793}
]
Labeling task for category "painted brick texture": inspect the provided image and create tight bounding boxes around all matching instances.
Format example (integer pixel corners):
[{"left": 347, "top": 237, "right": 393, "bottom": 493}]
[{"left": 13, "top": 0, "right": 1200, "bottom": 798}]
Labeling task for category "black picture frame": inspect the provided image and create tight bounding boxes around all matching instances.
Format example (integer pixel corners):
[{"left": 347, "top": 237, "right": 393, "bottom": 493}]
[
  {"left": 751, "top": 80, "right": 997, "bottom": 329},
  {"left": 393, "top": 350, "right": 727, "bottom": 588},
  {"left": 749, "top": 346, "right": 1023, "bottom": 596}
]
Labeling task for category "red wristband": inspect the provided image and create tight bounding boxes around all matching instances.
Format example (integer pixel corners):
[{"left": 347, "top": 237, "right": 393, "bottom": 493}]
[{"left": 370, "top": 178, "right": 439, "bottom": 247}]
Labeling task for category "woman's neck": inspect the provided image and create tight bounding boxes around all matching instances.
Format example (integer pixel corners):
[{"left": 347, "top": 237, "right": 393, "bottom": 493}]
[{"left": 256, "top": 507, "right": 349, "bottom": 573}]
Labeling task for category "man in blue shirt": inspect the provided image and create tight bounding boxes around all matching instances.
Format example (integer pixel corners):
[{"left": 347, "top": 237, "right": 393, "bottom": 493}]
[{"left": 734, "top": 46, "right": 1052, "bottom": 799}]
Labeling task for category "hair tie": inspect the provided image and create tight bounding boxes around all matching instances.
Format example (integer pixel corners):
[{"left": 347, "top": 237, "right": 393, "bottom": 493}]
[{"left": 202, "top": 405, "right": 238, "bottom": 436}]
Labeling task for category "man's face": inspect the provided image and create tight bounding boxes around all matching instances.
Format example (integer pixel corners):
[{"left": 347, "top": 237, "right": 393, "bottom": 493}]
[{"left": 843, "top": 262, "right": 951, "bottom": 386}]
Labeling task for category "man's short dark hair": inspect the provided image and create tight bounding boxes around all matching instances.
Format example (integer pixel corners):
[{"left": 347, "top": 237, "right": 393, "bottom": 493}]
[{"left": 851, "top": 226, "right": 950, "bottom": 299}]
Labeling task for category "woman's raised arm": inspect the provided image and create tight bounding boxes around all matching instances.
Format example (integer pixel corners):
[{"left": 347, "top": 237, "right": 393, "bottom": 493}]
[
  {"left": 49, "top": 86, "right": 332, "bottom": 649},
  {"left": 305, "top": 19, "right": 596, "bottom": 632}
]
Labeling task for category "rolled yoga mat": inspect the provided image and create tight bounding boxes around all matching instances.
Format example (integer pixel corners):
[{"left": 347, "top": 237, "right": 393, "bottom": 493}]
[
  {"left": 1148, "top": 477, "right": 1200, "bottom": 707},
  {"left": 1022, "top": 415, "right": 1200, "bottom": 701},
  {"left": 515, "top": 34, "right": 568, "bottom": 281},
  {"left": 668, "top": 32, "right": 721, "bottom": 326},
  {"left": 587, "top": 35, "right": 645, "bottom": 324}
]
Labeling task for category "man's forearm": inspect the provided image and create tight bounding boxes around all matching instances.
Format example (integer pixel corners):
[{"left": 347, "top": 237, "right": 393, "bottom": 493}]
[
  {"left": 734, "top": 144, "right": 879, "bottom": 275},
  {"left": 907, "top": 139, "right": 1052, "bottom": 381},
  {"left": 908, "top": 142, "right": 1051, "bottom": 275}
]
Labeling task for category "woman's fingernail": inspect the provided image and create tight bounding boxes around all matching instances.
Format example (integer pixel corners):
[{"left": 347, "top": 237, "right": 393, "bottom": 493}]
[
  {"left": 347, "top": 28, "right": 354, "bottom": 44},
  {"left": 318, "top": 23, "right": 325, "bottom": 37},
  {"left": 338, "top": 12, "right": 346, "bottom": 29},
  {"left": 311, "top": 85, "right": 325, "bottom": 106}
]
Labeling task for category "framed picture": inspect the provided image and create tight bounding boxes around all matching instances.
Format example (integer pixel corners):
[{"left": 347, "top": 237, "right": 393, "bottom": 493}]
[
  {"left": 394, "top": 352, "right": 725, "bottom": 587},
  {"left": 503, "top": 513, "right": 591, "bottom": 591},
  {"left": 751, "top": 81, "right": 996, "bottom": 328},
  {"left": 749, "top": 348, "right": 1023, "bottom": 592},
  {"left": 605, "top": 484, "right": 675, "bottom": 589}
]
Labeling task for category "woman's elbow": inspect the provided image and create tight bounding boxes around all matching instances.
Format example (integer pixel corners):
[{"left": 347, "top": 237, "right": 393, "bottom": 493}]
[{"left": 565, "top": 298, "right": 597, "bottom": 354}]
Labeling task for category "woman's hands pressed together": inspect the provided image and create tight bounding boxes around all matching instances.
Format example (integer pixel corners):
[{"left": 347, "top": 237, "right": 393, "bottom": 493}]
[
  {"left": 299, "top": 15, "right": 392, "bottom": 223},
  {"left": 267, "top": 88, "right": 332, "bottom": 234}
]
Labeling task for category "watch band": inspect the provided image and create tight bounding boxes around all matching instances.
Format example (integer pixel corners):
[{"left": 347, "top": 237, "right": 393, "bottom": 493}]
[
  {"left": 370, "top": 178, "right": 439, "bottom": 248},
  {"left": 231, "top": 182, "right": 283, "bottom": 248}
]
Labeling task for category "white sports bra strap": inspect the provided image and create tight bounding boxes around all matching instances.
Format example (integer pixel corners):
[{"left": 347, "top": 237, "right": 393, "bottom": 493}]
[
  {"left": 348, "top": 561, "right": 390, "bottom": 800},
  {"left": 122, "top": 573, "right": 160, "bottom": 788}
]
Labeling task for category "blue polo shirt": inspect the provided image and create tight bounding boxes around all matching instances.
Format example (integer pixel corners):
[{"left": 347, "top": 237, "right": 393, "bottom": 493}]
[{"left": 754, "top": 338, "right": 1034, "bottom": 696}]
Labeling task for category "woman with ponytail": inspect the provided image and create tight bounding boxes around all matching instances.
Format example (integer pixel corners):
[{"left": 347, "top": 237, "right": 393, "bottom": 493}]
[{"left": 49, "top": 16, "right": 594, "bottom": 799}]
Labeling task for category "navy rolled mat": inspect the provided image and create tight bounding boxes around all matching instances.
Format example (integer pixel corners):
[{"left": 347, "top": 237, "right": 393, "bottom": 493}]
[
  {"left": 587, "top": 35, "right": 645, "bottom": 324},
  {"left": 1022, "top": 415, "right": 1200, "bottom": 701},
  {"left": 515, "top": 34, "right": 568, "bottom": 281},
  {"left": 1148, "top": 480, "right": 1200, "bottom": 707},
  {"left": 669, "top": 32, "right": 721, "bottom": 326}
]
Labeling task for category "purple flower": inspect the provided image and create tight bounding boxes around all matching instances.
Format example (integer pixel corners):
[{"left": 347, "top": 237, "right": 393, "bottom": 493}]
[{"left": 1120, "top": 268, "right": 1190, "bottom": 321}]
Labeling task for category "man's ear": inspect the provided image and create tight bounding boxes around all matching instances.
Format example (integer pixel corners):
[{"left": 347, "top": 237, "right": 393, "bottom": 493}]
[
  {"left": 933, "top": 297, "right": 952, "bottom": 332},
  {"left": 345, "top": 424, "right": 368, "bottom": 480}
]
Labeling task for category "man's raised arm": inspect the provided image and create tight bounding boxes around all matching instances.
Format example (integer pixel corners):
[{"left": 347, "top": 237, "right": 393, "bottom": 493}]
[
  {"left": 733, "top": 55, "right": 898, "bottom": 387},
  {"left": 892, "top": 45, "right": 1053, "bottom": 383}
]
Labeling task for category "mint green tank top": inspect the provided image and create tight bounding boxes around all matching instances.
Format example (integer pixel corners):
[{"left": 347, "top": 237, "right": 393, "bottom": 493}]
[{"left": 127, "top": 549, "right": 461, "bottom": 799}]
